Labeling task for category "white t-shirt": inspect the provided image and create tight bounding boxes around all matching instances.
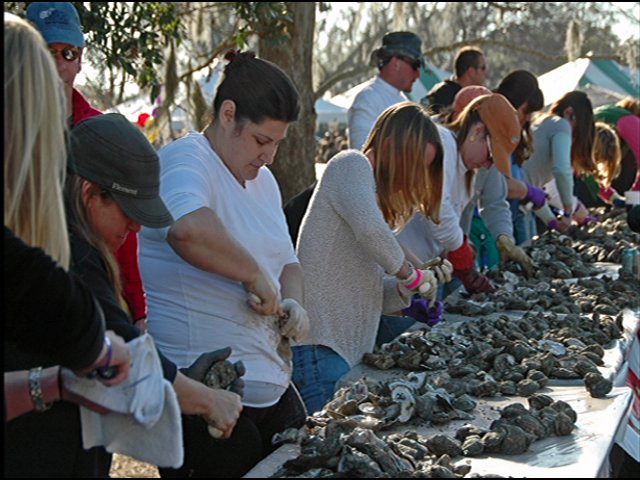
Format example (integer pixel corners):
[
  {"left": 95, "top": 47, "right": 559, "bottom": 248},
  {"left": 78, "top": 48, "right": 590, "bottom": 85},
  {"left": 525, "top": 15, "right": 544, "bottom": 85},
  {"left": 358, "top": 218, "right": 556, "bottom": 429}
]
[{"left": 139, "top": 132, "right": 298, "bottom": 407}]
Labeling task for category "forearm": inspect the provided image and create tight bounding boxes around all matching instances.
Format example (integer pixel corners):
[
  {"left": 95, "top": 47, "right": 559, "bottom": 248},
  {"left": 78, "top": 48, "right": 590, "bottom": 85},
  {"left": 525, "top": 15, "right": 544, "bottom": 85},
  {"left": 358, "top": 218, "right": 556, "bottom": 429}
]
[
  {"left": 168, "top": 207, "right": 260, "bottom": 284},
  {"left": 399, "top": 243, "right": 423, "bottom": 269},
  {"left": 550, "top": 132, "right": 574, "bottom": 209},
  {"left": 279, "top": 263, "right": 304, "bottom": 304},
  {"left": 506, "top": 177, "right": 528, "bottom": 201}
]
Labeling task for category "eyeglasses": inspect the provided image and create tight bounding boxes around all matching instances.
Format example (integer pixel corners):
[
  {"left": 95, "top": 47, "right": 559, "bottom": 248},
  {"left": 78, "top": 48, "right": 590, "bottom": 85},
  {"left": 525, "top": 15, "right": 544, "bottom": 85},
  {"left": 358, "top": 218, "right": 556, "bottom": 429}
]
[
  {"left": 48, "top": 46, "right": 80, "bottom": 62},
  {"left": 396, "top": 55, "right": 421, "bottom": 72}
]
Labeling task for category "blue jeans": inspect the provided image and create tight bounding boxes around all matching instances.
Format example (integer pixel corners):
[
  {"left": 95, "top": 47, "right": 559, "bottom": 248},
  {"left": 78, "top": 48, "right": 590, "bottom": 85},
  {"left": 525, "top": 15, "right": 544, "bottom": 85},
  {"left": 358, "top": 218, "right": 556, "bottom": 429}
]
[
  {"left": 512, "top": 205, "right": 537, "bottom": 245},
  {"left": 375, "top": 315, "right": 415, "bottom": 346},
  {"left": 292, "top": 345, "right": 350, "bottom": 415}
]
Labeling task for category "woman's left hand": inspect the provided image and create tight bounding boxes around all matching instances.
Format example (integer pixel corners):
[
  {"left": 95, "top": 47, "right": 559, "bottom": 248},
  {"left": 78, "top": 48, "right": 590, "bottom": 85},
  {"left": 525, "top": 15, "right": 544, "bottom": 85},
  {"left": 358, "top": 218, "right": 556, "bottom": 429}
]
[{"left": 278, "top": 299, "right": 310, "bottom": 342}]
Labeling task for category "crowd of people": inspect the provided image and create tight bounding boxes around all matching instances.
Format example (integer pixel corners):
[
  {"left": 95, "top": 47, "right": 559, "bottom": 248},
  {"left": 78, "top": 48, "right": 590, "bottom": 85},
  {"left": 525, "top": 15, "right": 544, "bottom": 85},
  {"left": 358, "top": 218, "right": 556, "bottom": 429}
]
[{"left": 4, "top": 3, "right": 640, "bottom": 478}]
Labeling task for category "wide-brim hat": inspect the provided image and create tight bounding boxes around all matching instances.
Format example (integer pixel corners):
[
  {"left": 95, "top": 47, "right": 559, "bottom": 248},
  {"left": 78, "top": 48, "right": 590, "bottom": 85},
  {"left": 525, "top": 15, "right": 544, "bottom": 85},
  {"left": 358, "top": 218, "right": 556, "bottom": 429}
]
[
  {"left": 372, "top": 31, "right": 424, "bottom": 68},
  {"left": 69, "top": 113, "right": 173, "bottom": 228},
  {"left": 27, "top": 2, "right": 85, "bottom": 47},
  {"left": 470, "top": 94, "right": 521, "bottom": 178}
]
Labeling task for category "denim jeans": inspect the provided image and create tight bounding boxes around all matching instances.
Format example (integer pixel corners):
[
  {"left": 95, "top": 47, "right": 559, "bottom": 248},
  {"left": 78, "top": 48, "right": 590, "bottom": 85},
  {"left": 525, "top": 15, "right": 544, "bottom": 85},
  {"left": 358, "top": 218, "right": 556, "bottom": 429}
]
[
  {"left": 512, "top": 205, "right": 537, "bottom": 245},
  {"left": 292, "top": 345, "right": 350, "bottom": 415},
  {"left": 375, "top": 315, "right": 416, "bottom": 346}
]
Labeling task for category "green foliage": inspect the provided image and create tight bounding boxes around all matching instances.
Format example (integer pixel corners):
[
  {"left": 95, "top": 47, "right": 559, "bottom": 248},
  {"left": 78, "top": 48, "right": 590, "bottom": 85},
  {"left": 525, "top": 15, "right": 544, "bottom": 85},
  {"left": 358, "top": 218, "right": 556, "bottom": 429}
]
[
  {"left": 233, "top": 2, "right": 293, "bottom": 48},
  {"left": 6, "top": 2, "right": 183, "bottom": 104}
]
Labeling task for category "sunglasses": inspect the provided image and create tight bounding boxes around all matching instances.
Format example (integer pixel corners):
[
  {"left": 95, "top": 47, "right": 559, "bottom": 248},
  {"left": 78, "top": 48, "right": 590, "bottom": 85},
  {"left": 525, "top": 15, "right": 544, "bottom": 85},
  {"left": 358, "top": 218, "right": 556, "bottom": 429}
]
[
  {"left": 48, "top": 46, "right": 81, "bottom": 62},
  {"left": 396, "top": 55, "right": 421, "bottom": 72}
]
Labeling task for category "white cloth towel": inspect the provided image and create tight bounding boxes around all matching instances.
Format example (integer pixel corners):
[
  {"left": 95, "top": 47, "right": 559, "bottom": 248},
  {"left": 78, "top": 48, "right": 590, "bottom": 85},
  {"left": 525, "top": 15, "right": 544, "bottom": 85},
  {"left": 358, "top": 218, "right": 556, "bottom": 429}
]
[{"left": 62, "top": 334, "right": 183, "bottom": 468}]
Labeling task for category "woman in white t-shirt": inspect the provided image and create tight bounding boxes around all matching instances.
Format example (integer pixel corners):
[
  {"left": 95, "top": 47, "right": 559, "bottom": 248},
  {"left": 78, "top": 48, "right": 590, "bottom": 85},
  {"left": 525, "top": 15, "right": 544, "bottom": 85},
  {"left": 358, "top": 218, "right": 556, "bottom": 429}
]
[{"left": 139, "top": 51, "right": 309, "bottom": 478}]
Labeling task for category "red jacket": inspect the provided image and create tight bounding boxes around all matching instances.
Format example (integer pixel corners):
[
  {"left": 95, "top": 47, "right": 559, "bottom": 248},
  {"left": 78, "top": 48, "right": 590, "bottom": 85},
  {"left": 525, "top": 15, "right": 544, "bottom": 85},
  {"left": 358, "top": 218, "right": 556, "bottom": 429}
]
[{"left": 72, "top": 89, "right": 147, "bottom": 320}]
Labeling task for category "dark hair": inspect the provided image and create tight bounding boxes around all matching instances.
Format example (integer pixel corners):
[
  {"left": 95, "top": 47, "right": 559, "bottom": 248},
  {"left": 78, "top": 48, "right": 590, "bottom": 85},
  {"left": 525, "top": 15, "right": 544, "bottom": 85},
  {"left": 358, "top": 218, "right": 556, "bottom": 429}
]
[
  {"left": 213, "top": 50, "right": 300, "bottom": 125},
  {"left": 496, "top": 70, "right": 542, "bottom": 112},
  {"left": 550, "top": 91, "right": 595, "bottom": 176},
  {"left": 496, "top": 70, "right": 544, "bottom": 165},
  {"left": 454, "top": 46, "right": 484, "bottom": 78}
]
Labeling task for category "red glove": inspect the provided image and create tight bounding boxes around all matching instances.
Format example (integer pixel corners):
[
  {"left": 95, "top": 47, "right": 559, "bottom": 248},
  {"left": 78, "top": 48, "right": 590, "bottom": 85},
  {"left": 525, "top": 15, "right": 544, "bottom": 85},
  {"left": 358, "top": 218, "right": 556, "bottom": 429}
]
[
  {"left": 454, "top": 268, "right": 496, "bottom": 294},
  {"left": 447, "top": 235, "right": 476, "bottom": 271}
]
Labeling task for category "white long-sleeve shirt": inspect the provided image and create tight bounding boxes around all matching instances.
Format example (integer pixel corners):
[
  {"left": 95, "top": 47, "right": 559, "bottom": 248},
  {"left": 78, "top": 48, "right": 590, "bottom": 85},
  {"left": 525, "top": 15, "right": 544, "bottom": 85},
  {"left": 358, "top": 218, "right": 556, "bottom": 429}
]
[{"left": 348, "top": 76, "right": 409, "bottom": 150}]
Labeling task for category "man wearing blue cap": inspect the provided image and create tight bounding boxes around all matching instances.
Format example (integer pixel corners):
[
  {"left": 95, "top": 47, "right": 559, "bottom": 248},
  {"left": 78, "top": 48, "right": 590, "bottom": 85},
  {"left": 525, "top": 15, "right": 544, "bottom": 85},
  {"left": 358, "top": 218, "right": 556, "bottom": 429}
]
[
  {"left": 27, "top": 2, "right": 149, "bottom": 333},
  {"left": 27, "top": 2, "right": 101, "bottom": 127}
]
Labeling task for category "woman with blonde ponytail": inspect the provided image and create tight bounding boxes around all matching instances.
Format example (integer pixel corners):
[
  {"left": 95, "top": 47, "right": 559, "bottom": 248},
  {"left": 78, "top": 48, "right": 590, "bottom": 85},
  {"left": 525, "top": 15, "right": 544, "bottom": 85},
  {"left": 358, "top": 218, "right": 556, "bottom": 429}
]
[{"left": 4, "top": 15, "right": 131, "bottom": 475}]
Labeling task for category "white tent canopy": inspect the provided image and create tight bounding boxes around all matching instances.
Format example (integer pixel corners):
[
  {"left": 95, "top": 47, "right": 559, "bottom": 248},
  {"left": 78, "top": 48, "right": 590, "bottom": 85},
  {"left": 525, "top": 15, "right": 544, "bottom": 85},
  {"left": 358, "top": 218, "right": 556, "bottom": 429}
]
[
  {"left": 315, "top": 97, "right": 347, "bottom": 125},
  {"left": 537, "top": 57, "right": 639, "bottom": 107}
]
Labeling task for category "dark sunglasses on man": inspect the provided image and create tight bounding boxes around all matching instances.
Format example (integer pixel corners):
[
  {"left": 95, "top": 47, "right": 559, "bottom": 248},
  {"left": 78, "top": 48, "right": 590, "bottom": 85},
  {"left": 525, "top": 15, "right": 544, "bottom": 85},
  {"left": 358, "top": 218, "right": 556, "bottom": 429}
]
[
  {"left": 49, "top": 46, "right": 81, "bottom": 62},
  {"left": 395, "top": 55, "right": 421, "bottom": 72}
]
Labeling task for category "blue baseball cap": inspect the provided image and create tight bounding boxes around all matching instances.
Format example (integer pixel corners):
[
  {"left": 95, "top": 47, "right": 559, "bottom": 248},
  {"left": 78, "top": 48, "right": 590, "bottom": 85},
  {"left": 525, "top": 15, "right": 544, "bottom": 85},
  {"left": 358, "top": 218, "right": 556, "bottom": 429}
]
[{"left": 27, "top": 2, "right": 84, "bottom": 48}]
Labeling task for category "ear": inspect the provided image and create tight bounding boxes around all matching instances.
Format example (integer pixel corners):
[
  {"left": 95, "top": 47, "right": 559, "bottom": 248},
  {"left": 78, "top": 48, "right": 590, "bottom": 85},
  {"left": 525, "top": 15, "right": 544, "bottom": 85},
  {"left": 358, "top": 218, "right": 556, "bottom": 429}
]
[
  {"left": 81, "top": 179, "right": 93, "bottom": 206},
  {"left": 218, "top": 99, "right": 236, "bottom": 128},
  {"left": 469, "top": 121, "right": 484, "bottom": 141}
]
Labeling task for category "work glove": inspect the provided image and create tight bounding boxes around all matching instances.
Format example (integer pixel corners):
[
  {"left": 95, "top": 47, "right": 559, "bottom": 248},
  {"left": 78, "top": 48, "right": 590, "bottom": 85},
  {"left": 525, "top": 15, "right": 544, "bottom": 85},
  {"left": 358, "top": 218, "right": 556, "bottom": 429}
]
[
  {"left": 398, "top": 267, "right": 438, "bottom": 300},
  {"left": 180, "top": 347, "right": 245, "bottom": 397},
  {"left": 402, "top": 297, "right": 444, "bottom": 327},
  {"left": 523, "top": 183, "right": 547, "bottom": 210},
  {"left": 572, "top": 201, "right": 598, "bottom": 226},
  {"left": 422, "top": 257, "right": 453, "bottom": 284},
  {"left": 446, "top": 235, "right": 476, "bottom": 272},
  {"left": 547, "top": 217, "right": 569, "bottom": 233},
  {"left": 279, "top": 298, "right": 310, "bottom": 342},
  {"left": 612, "top": 196, "right": 627, "bottom": 208},
  {"left": 496, "top": 235, "right": 533, "bottom": 278},
  {"left": 454, "top": 268, "right": 496, "bottom": 294},
  {"left": 576, "top": 215, "right": 598, "bottom": 226}
]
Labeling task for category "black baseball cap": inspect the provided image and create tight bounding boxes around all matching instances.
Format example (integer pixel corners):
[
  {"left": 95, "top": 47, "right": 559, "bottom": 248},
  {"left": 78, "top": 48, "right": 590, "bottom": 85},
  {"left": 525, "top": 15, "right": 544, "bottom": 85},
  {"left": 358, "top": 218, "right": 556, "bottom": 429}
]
[{"left": 69, "top": 113, "right": 173, "bottom": 228}]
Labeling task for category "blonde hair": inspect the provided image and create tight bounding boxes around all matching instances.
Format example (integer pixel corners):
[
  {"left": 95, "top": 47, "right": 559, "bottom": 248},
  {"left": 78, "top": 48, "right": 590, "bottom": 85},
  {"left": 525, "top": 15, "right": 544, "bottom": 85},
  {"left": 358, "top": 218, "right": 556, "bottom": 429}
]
[
  {"left": 362, "top": 102, "right": 444, "bottom": 230},
  {"left": 4, "top": 13, "right": 70, "bottom": 268},
  {"left": 65, "top": 176, "right": 122, "bottom": 295},
  {"left": 592, "top": 122, "right": 622, "bottom": 188}
]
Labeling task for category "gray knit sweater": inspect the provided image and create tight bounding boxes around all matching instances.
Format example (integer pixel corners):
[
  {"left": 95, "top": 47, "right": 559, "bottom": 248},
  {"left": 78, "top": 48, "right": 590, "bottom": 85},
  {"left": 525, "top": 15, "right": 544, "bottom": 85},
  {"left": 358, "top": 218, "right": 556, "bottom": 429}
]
[{"left": 295, "top": 150, "right": 411, "bottom": 367}]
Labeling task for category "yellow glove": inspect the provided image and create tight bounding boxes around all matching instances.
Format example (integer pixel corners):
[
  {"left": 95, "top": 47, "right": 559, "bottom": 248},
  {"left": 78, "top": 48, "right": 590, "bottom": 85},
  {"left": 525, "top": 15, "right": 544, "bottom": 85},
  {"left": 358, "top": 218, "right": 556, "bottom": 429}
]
[{"left": 496, "top": 235, "right": 533, "bottom": 277}]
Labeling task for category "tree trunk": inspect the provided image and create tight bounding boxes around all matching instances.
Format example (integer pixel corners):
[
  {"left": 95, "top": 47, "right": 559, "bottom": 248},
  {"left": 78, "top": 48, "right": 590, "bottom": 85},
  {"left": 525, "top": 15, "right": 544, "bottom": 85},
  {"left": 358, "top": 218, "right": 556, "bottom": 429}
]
[{"left": 258, "top": 3, "right": 317, "bottom": 204}]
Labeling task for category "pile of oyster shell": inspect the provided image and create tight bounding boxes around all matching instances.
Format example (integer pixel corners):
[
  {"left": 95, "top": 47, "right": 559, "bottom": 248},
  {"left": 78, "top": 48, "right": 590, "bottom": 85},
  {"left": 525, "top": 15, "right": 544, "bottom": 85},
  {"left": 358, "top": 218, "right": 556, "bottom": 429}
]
[
  {"left": 272, "top": 383, "right": 577, "bottom": 477},
  {"left": 364, "top": 310, "right": 620, "bottom": 399},
  {"left": 448, "top": 208, "right": 640, "bottom": 316}
]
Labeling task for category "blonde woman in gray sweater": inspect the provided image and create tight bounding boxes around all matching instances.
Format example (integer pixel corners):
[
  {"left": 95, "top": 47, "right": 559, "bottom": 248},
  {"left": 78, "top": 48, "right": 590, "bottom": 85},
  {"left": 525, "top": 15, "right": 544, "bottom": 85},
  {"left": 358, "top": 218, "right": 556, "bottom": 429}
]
[{"left": 293, "top": 102, "right": 448, "bottom": 414}]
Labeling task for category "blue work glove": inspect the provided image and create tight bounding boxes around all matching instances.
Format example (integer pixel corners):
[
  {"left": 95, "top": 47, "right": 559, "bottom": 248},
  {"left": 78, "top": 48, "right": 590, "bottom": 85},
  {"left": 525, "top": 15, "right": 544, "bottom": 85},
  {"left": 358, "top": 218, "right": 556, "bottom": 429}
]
[
  {"left": 613, "top": 197, "right": 626, "bottom": 208},
  {"left": 576, "top": 215, "right": 598, "bottom": 227},
  {"left": 402, "top": 297, "right": 444, "bottom": 327},
  {"left": 523, "top": 183, "right": 547, "bottom": 210},
  {"left": 547, "top": 217, "right": 570, "bottom": 233}
]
